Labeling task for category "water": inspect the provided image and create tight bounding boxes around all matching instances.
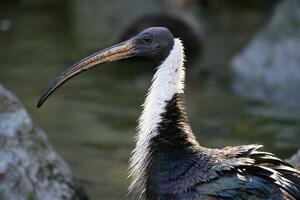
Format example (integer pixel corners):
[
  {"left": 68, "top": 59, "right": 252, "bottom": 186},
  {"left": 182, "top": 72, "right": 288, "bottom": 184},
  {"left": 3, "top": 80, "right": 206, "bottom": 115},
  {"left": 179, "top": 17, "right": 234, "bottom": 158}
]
[{"left": 0, "top": 1, "right": 299, "bottom": 199}]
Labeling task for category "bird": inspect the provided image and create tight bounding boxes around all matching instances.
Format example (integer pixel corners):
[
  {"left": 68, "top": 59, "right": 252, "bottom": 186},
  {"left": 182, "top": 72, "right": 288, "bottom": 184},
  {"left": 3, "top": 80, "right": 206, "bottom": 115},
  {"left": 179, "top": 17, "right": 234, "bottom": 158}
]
[{"left": 37, "top": 27, "right": 300, "bottom": 200}]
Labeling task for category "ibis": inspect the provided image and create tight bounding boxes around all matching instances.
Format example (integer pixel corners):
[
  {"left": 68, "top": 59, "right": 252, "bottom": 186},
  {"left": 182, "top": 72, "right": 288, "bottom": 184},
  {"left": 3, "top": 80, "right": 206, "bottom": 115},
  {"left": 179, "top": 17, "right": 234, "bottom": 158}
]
[{"left": 37, "top": 27, "right": 300, "bottom": 200}]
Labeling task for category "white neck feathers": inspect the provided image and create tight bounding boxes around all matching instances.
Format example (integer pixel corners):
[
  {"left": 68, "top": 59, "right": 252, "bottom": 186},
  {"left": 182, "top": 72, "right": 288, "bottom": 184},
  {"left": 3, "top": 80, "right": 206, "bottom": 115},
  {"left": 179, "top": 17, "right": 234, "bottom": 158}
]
[{"left": 128, "top": 39, "right": 185, "bottom": 195}]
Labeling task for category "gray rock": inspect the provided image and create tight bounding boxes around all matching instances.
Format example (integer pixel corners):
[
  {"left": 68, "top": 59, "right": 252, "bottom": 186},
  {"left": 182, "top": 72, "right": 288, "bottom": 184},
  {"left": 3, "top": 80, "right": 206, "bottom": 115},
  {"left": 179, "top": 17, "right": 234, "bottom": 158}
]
[
  {"left": 287, "top": 149, "right": 300, "bottom": 170},
  {"left": 231, "top": 0, "right": 300, "bottom": 106},
  {"left": 0, "top": 85, "right": 88, "bottom": 200}
]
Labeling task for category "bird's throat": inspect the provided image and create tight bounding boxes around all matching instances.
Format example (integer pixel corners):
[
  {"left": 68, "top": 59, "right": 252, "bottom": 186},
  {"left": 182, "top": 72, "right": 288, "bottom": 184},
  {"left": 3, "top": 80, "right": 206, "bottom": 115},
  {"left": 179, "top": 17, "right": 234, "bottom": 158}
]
[
  {"left": 129, "top": 39, "right": 195, "bottom": 197},
  {"left": 137, "top": 39, "right": 186, "bottom": 143}
]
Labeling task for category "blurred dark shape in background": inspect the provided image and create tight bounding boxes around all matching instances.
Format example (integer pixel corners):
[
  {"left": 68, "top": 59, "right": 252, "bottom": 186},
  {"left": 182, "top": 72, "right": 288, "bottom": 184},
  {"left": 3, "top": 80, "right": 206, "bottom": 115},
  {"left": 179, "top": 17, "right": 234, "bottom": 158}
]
[
  {"left": 203, "top": 0, "right": 279, "bottom": 9},
  {"left": 117, "top": 13, "right": 203, "bottom": 64}
]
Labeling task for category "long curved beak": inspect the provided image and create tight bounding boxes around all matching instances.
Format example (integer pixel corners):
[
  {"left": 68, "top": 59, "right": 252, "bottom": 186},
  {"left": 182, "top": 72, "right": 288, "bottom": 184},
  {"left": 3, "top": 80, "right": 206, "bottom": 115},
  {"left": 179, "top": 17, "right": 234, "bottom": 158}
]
[{"left": 37, "top": 39, "right": 136, "bottom": 108}]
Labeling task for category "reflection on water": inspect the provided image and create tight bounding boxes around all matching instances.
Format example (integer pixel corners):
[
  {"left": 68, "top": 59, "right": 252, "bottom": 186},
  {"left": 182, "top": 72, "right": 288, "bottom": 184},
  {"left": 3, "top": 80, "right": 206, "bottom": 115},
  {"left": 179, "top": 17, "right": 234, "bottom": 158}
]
[{"left": 0, "top": 1, "right": 299, "bottom": 199}]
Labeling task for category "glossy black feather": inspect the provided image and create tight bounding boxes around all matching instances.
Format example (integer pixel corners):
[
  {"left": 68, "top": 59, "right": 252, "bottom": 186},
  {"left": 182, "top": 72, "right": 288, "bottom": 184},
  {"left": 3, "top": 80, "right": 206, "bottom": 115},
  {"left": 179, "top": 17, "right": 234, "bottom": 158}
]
[{"left": 143, "top": 93, "right": 300, "bottom": 200}]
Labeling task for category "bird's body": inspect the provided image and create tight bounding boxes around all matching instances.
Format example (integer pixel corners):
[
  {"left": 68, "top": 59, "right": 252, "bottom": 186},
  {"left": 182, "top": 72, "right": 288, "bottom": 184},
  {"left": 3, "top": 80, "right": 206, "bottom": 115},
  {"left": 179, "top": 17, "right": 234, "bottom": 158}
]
[
  {"left": 37, "top": 27, "right": 300, "bottom": 200},
  {"left": 129, "top": 38, "right": 300, "bottom": 200}
]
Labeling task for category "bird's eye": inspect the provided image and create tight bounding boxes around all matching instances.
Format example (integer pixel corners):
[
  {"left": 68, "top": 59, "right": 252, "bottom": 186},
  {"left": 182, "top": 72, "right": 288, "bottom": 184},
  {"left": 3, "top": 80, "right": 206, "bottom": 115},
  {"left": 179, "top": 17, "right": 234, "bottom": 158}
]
[{"left": 142, "top": 34, "right": 152, "bottom": 44}]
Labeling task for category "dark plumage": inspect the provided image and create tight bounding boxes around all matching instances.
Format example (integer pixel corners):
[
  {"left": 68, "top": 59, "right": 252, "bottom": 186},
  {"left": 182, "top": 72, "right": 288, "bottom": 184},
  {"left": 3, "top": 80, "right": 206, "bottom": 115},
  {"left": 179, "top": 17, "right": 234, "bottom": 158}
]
[{"left": 145, "top": 94, "right": 300, "bottom": 199}]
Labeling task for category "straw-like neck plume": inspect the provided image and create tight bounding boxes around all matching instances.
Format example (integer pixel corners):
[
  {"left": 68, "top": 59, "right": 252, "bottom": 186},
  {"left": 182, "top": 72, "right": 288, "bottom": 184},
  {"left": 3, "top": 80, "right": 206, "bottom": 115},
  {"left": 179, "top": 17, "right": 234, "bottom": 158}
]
[{"left": 129, "top": 38, "right": 186, "bottom": 196}]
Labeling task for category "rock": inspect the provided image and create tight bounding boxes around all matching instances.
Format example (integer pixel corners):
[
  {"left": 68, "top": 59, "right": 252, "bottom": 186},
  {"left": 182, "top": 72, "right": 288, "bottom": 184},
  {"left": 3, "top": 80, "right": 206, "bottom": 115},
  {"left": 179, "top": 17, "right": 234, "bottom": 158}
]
[
  {"left": 0, "top": 85, "right": 88, "bottom": 200},
  {"left": 286, "top": 149, "right": 300, "bottom": 170},
  {"left": 231, "top": 0, "right": 300, "bottom": 106}
]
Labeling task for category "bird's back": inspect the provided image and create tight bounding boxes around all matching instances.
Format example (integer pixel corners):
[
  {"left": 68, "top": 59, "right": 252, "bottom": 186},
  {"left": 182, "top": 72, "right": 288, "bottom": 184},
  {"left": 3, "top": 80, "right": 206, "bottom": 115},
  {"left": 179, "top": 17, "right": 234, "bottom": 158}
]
[{"left": 145, "top": 144, "right": 300, "bottom": 200}]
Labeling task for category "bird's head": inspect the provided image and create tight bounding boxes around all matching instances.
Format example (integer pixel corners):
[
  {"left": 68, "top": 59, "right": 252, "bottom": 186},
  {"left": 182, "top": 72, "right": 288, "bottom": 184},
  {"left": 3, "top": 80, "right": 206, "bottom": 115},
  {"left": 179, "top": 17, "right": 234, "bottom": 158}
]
[
  {"left": 131, "top": 27, "right": 174, "bottom": 61},
  {"left": 37, "top": 27, "right": 174, "bottom": 108}
]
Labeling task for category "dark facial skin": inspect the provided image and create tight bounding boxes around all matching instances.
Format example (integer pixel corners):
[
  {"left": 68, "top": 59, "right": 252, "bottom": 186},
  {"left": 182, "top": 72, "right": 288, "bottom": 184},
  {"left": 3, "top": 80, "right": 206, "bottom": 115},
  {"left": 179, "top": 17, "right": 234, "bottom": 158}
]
[
  {"left": 37, "top": 27, "right": 175, "bottom": 107},
  {"left": 132, "top": 27, "right": 175, "bottom": 63}
]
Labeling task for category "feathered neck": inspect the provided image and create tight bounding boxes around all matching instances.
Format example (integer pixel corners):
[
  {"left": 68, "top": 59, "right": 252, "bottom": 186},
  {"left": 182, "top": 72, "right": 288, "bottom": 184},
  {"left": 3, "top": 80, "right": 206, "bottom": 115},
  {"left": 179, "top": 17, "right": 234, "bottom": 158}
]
[{"left": 128, "top": 39, "right": 186, "bottom": 197}]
